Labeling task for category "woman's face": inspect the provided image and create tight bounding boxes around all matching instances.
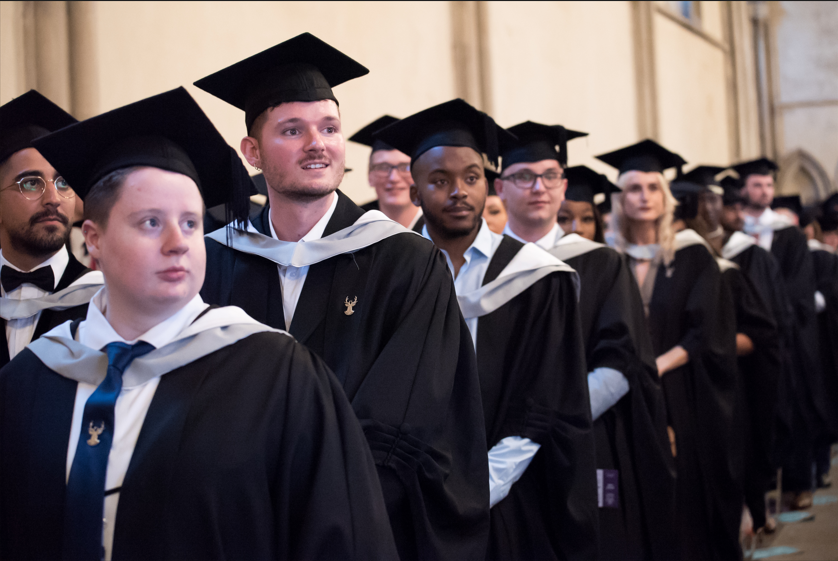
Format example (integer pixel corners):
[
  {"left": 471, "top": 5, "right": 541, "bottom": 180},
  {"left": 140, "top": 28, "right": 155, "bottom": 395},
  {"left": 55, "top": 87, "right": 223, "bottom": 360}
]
[
  {"left": 483, "top": 195, "right": 508, "bottom": 234},
  {"left": 620, "top": 170, "right": 666, "bottom": 223},
  {"left": 557, "top": 200, "right": 597, "bottom": 241}
]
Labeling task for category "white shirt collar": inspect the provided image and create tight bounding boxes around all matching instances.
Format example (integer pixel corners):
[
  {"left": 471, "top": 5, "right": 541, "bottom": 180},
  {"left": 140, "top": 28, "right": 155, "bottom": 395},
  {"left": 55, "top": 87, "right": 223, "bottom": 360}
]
[
  {"left": 503, "top": 222, "right": 563, "bottom": 251},
  {"left": 0, "top": 245, "right": 70, "bottom": 294},
  {"left": 77, "top": 288, "right": 207, "bottom": 364},
  {"left": 268, "top": 191, "right": 338, "bottom": 243},
  {"left": 423, "top": 218, "right": 499, "bottom": 272}
]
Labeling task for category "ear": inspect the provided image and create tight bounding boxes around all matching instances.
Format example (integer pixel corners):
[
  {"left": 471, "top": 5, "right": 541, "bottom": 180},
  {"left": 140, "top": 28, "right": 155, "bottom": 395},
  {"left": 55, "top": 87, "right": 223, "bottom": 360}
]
[
  {"left": 82, "top": 219, "right": 103, "bottom": 263},
  {"left": 494, "top": 177, "right": 506, "bottom": 201},
  {"left": 410, "top": 184, "right": 421, "bottom": 207},
  {"left": 240, "top": 136, "right": 261, "bottom": 170}
]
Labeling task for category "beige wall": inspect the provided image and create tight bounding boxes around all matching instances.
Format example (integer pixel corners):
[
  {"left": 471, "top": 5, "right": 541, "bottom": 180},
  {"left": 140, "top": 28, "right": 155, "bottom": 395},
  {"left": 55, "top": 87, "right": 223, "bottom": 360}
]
[{"left": 11, "top": 1, "right": 826, "bottom": 203}]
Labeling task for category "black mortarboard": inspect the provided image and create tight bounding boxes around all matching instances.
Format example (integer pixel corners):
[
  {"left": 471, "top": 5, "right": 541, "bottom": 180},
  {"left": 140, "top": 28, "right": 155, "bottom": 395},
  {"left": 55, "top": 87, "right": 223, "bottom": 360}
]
[
  {"left": 597, "top": 196, "right": 612, "bottom": 215},
  {"left": 771, "top": 195, "right": 803, "bottom": 218},
  {"left": 501, "top": 121, "right": 587, "bottom": 168},
  {"left": 680, "top": 165, "right": 726, "bottom": 195},
  {"left": 32, "top": 87, "right": 254, "bottom": 224},
  {"left": 0, "top": 90, "right": 77, "bottom": 164},
  {"left": 821, "top": 193, "right": 838, "bottom": 231},
  {"left": 595, "top": 139, "right": 686, "bottom": 176},
  {"left": 720, "top": 175, "right": 745, "bottom": 206},
  {"left": 194, "top": 33, "right": 369, "bottom": 132},
  {"left": 731, "top": 157, "right": 778, "bottom": 181},
  {"left": 670, "top": 180, "right": 703, "bottom": 221},
  {"left": 373, "top": 98, "right": 517, "bottom": 167},
  {"left": 349, "top": 115, "right": 400, "bottom": 153},
  {"left": 485, "top": 168, "right": 500, "bottom": 196},
  {"left": 564, "top": 165, "right": 615, "bottom": 205}
]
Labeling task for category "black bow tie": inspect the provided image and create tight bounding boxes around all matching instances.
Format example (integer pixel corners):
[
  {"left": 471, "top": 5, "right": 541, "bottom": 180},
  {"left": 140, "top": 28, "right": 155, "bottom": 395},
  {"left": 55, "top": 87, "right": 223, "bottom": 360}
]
[{"left": 1, "top": 265, "right": 55, "bottom": 293}]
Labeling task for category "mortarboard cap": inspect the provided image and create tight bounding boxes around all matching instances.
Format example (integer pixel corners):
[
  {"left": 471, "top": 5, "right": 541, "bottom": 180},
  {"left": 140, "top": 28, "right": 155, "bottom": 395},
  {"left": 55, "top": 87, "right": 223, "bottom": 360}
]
[
  {"left": 0, "top": 90, "right": 77, "bottom": 164},
  {"left": 595, "top": 139, "right": 686, "bottom": 176},
  {"left": 564, "top": 165, "right": 615, "bottom": 205},
  {"left": 820, "top": 193, "right": 838, "bottom": 231},
  {"left": 680, "top": 165, "right": 726, "bottom": 195},
  {"left": 32, "top": 87, "right": 255, "bottom": 224},
  {"left": 194, "top": 32, "right": 369, "bottom": 132},
  {"left": 349, "top": 115, "right": 400, "bottom": 153},
  {"left": 731, "top": 157, "right": 778, "bottom": 181},
  {"left": 485, "top": 167, "right": 500, "bottom": 196},
  {"left": 373, "top": 98, "right": 517, "bottom": 168},
  {"left": 501, "top": 121, "right": 587, "bottom": 168},
  {"left": 597, "top": 196, "right": 612, "bottom": 215},
  {"left": 719, "top": 175, "right": 745, "bottom": 206},
  {"left": 670, "top": 180, "right": 703, "bottom": 221},
  {"left": 771, "top": 195, "right": 803, "bottom": 218}
]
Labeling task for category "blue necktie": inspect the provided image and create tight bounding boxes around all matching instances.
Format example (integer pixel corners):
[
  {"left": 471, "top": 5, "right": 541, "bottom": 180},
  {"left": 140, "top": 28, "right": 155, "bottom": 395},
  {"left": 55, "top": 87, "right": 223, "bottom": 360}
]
[{"left": 62, "top": 341, "right": 155, "bottom": 561}]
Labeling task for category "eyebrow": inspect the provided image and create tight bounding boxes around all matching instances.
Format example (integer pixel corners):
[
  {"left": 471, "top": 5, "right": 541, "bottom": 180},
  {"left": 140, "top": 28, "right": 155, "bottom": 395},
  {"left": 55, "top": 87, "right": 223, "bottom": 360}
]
[
  {"left": 14, "top": 170, "right": 47, "bottom": 181},
  {"left": 277, "top": 116, "right": 340, "bottom": 125}
]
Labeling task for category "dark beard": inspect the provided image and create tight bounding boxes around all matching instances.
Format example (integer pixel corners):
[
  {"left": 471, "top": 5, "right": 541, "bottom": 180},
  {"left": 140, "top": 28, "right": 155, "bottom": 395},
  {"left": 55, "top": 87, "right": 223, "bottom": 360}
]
[
  {"left": 7, "top": 211, "right": 71, "bottom": 259},
  {"left": 421, "top": 205, "right": 482, "bottom": 241},
  {"left": 263, "top": 163, "right": 344, "bottom": 203}
]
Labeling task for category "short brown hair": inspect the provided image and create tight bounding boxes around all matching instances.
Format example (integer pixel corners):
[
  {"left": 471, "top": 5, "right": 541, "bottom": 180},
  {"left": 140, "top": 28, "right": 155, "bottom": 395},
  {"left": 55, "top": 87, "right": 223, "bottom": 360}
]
[{"left": 83, "top": 166, "right": 141, "bottom": 229}]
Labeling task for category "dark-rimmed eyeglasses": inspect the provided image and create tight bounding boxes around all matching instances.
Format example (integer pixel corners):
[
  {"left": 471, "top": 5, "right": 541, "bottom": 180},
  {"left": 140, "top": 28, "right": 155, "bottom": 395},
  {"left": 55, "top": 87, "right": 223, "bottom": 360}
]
[
  {"left": 0, "top": 176, "right": 75, "bottom": 200},
  {"left": 500, "top": 170, "right": 564, "bottom": 190},
  {"left": 370, "top": 163, "right": 411, "bottom": 177}
]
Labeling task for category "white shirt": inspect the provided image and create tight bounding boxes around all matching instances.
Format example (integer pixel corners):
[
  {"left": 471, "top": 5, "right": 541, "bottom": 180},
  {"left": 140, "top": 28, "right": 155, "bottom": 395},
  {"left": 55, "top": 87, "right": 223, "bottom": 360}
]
[
  {"left": 503, "top": 222, "right": 564, "bottom": 251},
  {"left": 66, "top": 290, "right": 207, "bottom": 561},
  {"left": 743, "top": 207, "right": 792, "bottom": 251},
  {"left": 1, "top": 246, "right": 69, "bottom": 359},
  {"left": 422, "top": 219, "right": 539, "bottom": 507},
  {"left": 268, "top": 192, "right": 338, "bottom": 330}
]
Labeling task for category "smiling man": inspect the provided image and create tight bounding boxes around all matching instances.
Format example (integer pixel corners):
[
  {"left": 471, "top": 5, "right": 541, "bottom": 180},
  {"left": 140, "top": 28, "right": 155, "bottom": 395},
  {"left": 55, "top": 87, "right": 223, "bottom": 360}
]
[
  {"left": 1, "top": 87, "right": 397, "bottom": 561},
  {"left": 195, "top": 34, "right": 489, "bottom": 560},
  {"left": 350, "top": 115, "right": 425, "bottom": 232},
  {"left": 0, "top": 90, "right": 102, "bottom": 369},
  {"left": 376, "top": 99, "right": 598, "bottom": 561}
]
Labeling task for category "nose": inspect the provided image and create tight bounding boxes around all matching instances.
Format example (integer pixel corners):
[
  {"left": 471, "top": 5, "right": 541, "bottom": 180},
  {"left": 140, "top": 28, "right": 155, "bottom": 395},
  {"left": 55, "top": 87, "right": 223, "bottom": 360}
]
[
  {"left": 304, "top": 128, "right": 326, "bottom": 152},
  {"left": 450, "top": 178, "right": 469, "bottom": 199},
  {"left": 41, "top": 181, "right": 62, "bottom": 206},
  {"left": 571, "top": 219, "right": 579, "bottom": 232},
  {"left": 162, "top": 222, "right": 189, "bottom": 255},
  {"left": 531, "top": 177, "right": 546, "bottom": 192}
]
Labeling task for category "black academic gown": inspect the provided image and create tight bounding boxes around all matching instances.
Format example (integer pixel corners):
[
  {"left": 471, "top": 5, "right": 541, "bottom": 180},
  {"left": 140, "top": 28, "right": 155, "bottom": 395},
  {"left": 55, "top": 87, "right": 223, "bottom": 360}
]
[
  {"left": 766, "top": 226, "right": 828, "bottom": 489},
  {"left": 360, "top": 199, "right": 426, "bottom": 233},
  {"left": 0, "top": 251, "right": 90, "bottom": 369},
  {"left": 722, "top": 263, "right": 781, "bottom": 530},
  {"left": 477, "top": 237, "right": 597, "bottom": 561},
  {"left": 727, "top": 243, "right": 794, "bottom": 465},
  {"left": 202, "top": 191, "right": 489, "bottom": 561},
  {"left": 811, "top": 246, "right": 838, "bottom": 438},
  {"left": 561, "top": 245, "right": 676, "bottom": 561},
  {"left": 643, "top": 244, "right": 741, "bottom": 561},
  {"left": 0, "top": 329, "right": 398, "bottom": 561}
]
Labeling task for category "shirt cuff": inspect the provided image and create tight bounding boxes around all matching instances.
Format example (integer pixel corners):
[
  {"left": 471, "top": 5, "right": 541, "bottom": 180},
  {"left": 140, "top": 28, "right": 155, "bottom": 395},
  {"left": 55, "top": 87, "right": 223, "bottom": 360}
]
[
  {"left": 588, "top": 367, "right": 630, "bottom": 421},
  {"left": 488, "top": 436, "right": 541, "bottom": 508},
  {"left": 815, "top": 290, "right": 826, "bottom": 314}
]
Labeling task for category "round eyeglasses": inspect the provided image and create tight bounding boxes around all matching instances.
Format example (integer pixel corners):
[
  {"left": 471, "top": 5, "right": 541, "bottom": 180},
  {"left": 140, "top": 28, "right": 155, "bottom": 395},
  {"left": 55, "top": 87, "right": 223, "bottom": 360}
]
[
  {"left": 1, "top": 176, "right": 75, "bottom": 200},
  {"left": 370, "top": 163, "right": 411, "bottom": 177},
  {"left": 500, "top": 170, "right": 564, "bottom": 190}
]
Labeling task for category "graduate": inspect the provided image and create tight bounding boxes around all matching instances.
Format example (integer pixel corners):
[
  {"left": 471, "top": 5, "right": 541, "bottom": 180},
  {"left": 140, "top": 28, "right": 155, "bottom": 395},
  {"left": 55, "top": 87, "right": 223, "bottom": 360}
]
[
  {"left": 735, "top": 157, "right": 828, "bottom": 510},
  {"left": 678, "top": 171, "right": 783, "bottom": 536},
  {"left": 195, "top": 33, "right": 489, "bottom": 560},
  {"left": 482, "top": 169, "right": 508, "bottom": 234},
  {"left": 0, "top": 87, "right": 397, "bottom": 561},
  {"left": 507, "top": 143, "right": 677, "bottom": 559},
  {"left": 376, "top": 100, "right": 598, "bottom": 561},
  {"left": 819, "top": 193, "right": 838, "bottom": 251},
  {"left": 598, "top": 140, "right": 742, "bottom": 560},
  {"left": 349, "top": 115, "right": 424, "bottom": 231},
  {"left": 0, "top": 90, "right": 103, "bottom": 368}
]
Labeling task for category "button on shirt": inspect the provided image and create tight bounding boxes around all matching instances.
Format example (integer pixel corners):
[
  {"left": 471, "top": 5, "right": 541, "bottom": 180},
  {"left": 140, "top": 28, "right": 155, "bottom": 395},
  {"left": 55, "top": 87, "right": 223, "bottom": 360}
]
[
  {"left": 268, "top": 192, "right": 338, "bottom": 330},
  {"left": 66, "top": 290, "right": 207, "bottom": 561},
  {"left": 1, "top": 246, "right": 69, "bottom": 359},
  {"left": 503, "top": 222, "right": 564, "bottom": 250}
]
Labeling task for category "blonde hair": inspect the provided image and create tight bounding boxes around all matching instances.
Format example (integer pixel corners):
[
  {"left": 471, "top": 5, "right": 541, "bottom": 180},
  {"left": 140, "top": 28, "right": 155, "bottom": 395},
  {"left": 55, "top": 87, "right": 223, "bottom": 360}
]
[{"left": 610, "top": 171, "right": 678, "bottom": 266}]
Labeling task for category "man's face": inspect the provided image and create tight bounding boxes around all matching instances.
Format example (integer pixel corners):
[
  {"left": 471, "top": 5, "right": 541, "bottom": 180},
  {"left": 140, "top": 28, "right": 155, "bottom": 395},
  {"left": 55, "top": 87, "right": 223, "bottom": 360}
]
[
  {"left": 698, "top": 191, "right": 723, "bottom": 231},
  {"left": 496, "top": 159, "right": 565, "bottom": 229},
  {"left": 721, "top": 202, "right": 745, "bottom": 233},
  {"left": 244, "top": 100, "right": 345, "bottom": 202},
  {"left": 84, "top": 168, "right": 205, "bottom": 319},
  {"left": 0, "top": 148, "right": 74, "bottom": 261},
  {"left": 743, "top": 174, "right": 774, "bottom": 210},
  {"left": 558, "top": 200, "right": 597, "bottom": 241},
  {"left": 620, "top": 170, "right": 665, "bottom": 222},
  {"left": 369, "top": 149, "right": 413, "bottom": 208},
  {"left": 410, "top": 146, "right": 486, "bottom": 239}
]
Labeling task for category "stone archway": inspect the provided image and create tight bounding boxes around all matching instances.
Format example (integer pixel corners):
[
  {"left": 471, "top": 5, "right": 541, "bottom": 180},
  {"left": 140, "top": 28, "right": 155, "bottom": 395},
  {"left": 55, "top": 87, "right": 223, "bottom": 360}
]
[{"left": 777, "top": 149, "right": 835, "bottom": 204}]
